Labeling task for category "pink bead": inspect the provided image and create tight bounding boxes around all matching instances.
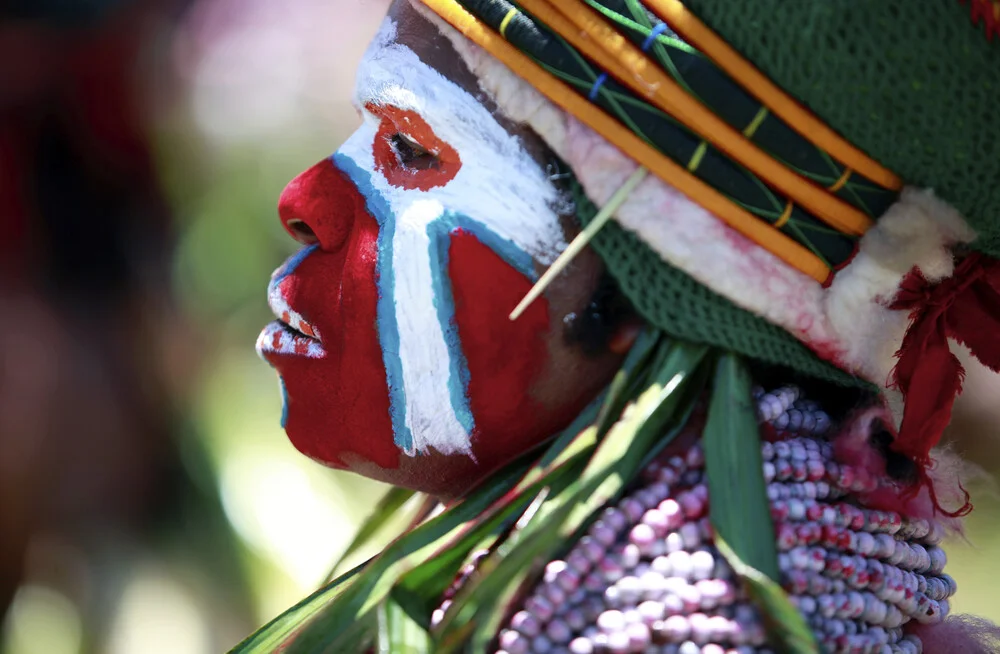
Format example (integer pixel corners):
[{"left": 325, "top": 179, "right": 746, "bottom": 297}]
[
  {"left": 642, "top": 509, "right": 670, "bottom": 537},
  {"left": 658, "top": 499, "right": 684, "bottom": 530},
  {"left": 629, "top": 523, "right": 657, "bottom": 551}
]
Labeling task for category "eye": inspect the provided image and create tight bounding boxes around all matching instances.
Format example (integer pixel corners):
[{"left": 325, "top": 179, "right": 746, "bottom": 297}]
[{"left": 389, "top": 132, "right": 439, "bottom": 170}]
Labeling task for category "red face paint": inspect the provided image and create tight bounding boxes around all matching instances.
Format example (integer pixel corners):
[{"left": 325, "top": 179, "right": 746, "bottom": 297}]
[
  {"left": 262, "top": 157, "right": 575, "bottom": 491},
  {"left": 263, "top": 159, "right": 399, "bottom": 470},
  {"left": 367, "top": 102, "right": 462, "bottom": 191}
]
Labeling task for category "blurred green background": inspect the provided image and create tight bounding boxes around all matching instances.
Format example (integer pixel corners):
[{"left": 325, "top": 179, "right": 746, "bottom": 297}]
[{"left": 0, "top": 1, "right": 998, "bottom": 652}]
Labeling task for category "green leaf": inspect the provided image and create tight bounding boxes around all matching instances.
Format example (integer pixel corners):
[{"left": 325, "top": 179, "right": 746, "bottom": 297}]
[
  {"left": 702, "top": 352, "right": 779, "bottom": 581},
  {"left": 280, "top": 457, "right": 534, "bottom": 654},
  {"left": 326, "top": 486, "right": 418, "bottom": 582},
  {"left": 226, "top": 561, "right": 367, "bottom": 654},
  {"left": 716, "top": 537, "right": 819, "bottom": 654},
  {"left": 377, "top": 599, "right": 432, "bottom": 654},
  {"left": 439, "top": 340, "right": 709, "bottom": 652},
  {"left": 704, "top": 354, "right": 817, "bottom": 654}
]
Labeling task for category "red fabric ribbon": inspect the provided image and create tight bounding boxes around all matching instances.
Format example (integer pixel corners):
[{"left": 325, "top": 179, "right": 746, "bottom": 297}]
[{"left": 889, "top": 252, "right": 1000, "bottom": 516}]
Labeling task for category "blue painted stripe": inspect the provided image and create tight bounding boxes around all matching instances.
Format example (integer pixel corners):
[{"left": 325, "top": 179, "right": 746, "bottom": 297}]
[
  {"left": 426, "top": 217, "right": 475, "bottom": 435},
  {"left": 332, "top": 153, "right": 414, "bottom": 453},
  {"left": 273, "top": 243, "right": 318, "bottom": 286},
  {"left": 278, "top": 375, "right": 290, "bottom": 428},
  {"left": 328, "top": 154, "right": 541, "bottom": 456}
]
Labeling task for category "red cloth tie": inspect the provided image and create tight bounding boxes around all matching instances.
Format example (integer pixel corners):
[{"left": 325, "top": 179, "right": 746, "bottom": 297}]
[{"left": 889, "top": 252, "right": 1000, "bottom": 516}]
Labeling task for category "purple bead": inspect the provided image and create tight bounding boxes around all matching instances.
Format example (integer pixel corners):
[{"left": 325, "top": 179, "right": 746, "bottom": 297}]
[
  {"left": 602, "top": 507, "right": 629, "bottom": 532},
  {"left": 579, "top": 537, "right": 605, "bottom": 563},
  {"left": 686, "top": 446, "right": 705, "bottom": 469},
  {"left": 541, "top": 582, "right": 566, "bottom": 606},
  {"left": 599, "top": 557, "right": 625, "bottom": 583},
  {"left": 568, "top": 637, "right": 593, "bottom": 654},
  {"left": 510, "top": 610, "right": 541, "bottom": 638},
  {"left": 499, "top": 629, "right": 529, "bottom": 654},
  {"left": 531, "top": 635, "right": 553, "bottom": 653},
  {"left": 583, "top": 572, "right": 604, "bottom": 592},
  {"left": 545, "top": 619, "right": 572, "bottom": 644},
  {"left": 565, "top": 608, "right": 586, "bottom": 633},
  {"left": 679, "top": 522, "right": 702, "bottom": 550},
  {"left": 525, "top": 595, "right": 555, "bottom": 622},
  {"left": 566, "top": 550, "right": 592, "bottom": 576},
  {"left": 622, "top": 499, "right": 646, "bottom": 523},
  {"left": 591, "top": 522, "right": 618, "bottom": 547}
]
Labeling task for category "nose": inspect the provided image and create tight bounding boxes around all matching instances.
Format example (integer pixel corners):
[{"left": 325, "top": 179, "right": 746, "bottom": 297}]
[{"left": 278, "top": 158, "right": 361, "bottom": 252}]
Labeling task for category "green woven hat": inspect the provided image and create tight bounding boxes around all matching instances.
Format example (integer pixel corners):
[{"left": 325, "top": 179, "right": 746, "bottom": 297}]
[
  {"left": 687, "top": 0, "right": 1000, "bottom": 254},
  {"left": 421, "top": 0, "right": 1000, "bottom": 392}
]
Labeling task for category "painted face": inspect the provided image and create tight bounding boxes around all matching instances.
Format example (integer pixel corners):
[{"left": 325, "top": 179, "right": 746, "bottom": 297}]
[{"left": 257, "top": 4, "right": 623, "bottom": 495}]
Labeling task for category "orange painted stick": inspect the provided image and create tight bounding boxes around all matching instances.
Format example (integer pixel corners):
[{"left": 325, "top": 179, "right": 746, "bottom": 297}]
[
  {"left": 419, "top": 0, "right": 831, "bottom": 283},
  {"left": 524, "top": 0, "right": 872, "bottom": 237},
  {"left": 645, "top": 0, "right": 902, "bottom": 191}
]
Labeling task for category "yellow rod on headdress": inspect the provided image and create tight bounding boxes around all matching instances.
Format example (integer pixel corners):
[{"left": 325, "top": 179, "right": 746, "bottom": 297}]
[
  {"left": 521, "top": 0, "right": 872, "bottom": 237},
  {"left": 644, "top": 0, "right": 902, "bottom": 191},
  {"left": 419, "top": 0, "right": 831, "bottom": 283}
]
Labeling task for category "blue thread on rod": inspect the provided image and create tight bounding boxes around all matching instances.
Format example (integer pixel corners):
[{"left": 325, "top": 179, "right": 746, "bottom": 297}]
[
  {"left": 642, "top": 22, "right": 668, "bottom": 51},
  {"left": 588, "top": 23, "right": 667, "bottom": 101},
  {"left": 588, "top": 72, "right": 608, "bottom": 100}
]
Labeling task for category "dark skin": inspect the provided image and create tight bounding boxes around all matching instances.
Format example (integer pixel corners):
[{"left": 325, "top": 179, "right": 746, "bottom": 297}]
[{"left": 285, "top": 0, "right": 643, "bottom": 497}]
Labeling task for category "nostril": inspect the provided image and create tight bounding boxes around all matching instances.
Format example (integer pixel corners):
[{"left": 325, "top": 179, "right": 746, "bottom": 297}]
[
  {"left": 286, "top": 219, "right": 319, "bottom": 245},
  {"left": 278, "top": 158, "right": 359, "bottom": 252}
]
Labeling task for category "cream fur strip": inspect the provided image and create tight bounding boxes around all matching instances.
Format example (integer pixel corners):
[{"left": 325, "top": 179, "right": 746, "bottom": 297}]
[{"left": 413, "top": 0, "right": 978, "bottom": 392}]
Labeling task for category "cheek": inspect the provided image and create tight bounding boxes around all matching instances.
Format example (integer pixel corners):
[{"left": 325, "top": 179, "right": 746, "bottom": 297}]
[{"left": 449, "top": 230, "right": 566, "bottom": 468}]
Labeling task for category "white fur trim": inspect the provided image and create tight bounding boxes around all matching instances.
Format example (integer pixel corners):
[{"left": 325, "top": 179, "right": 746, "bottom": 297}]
[
  {"left": 415, "top": 1, "right": 978, "bottom": 395},
  {"left": 825, "top": 190, "right": 977, "bottom": 385}
]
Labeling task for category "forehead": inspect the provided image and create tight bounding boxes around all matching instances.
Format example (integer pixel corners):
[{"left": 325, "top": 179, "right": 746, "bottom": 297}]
[
  {"left": 354, "top": 1, "right": 549, "bottom": 163},
  {"left": 354, "top": 1, "right": 483, "bottom": 109}
]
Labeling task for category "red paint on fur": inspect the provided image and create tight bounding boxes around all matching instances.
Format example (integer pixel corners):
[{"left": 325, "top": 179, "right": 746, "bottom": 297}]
[
  {"left": 833, "top": 407, "right": 967, "bottom": 530},
  {"left": 367, "top": 103, "right": 462, "bottom": 191},
  {"left": 265, "top": 160, "right": 399, "bottom": 470},
  {"left": 447, "top": 229, "right": 566, "bottom": 473}
]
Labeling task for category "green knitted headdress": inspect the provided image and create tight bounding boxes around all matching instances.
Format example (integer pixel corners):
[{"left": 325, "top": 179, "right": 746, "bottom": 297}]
[{"left": 419, "top": 0, "right": 1000, "bottom": 391}]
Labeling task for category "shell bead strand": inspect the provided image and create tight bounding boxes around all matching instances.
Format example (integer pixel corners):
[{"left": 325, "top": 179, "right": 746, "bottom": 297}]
[{"left": 488, "top": 386, "right": 953, "bottom": 653}]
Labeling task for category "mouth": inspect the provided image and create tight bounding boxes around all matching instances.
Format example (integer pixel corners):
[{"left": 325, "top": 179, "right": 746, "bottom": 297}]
[{"left": 256, "top": 279, "right": 325, "bottom": 359}]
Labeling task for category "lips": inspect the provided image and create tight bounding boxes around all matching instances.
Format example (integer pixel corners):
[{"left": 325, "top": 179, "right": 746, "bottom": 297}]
[{"left": 256, "top": 266, "right": 325, "bottom": 360}]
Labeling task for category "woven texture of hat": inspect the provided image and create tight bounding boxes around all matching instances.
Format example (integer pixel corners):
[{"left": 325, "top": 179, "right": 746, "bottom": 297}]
[
  {"left": 572, "top": 182, "right": 865, "bottom": 388},
  {"left": 683, "top": 0, "right": 1000, "bottom": 255}
]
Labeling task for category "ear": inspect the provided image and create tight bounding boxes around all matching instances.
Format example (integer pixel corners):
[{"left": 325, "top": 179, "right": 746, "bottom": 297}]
[{"left": 608, "top": 318, "right": 645, "bottom": 355}]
